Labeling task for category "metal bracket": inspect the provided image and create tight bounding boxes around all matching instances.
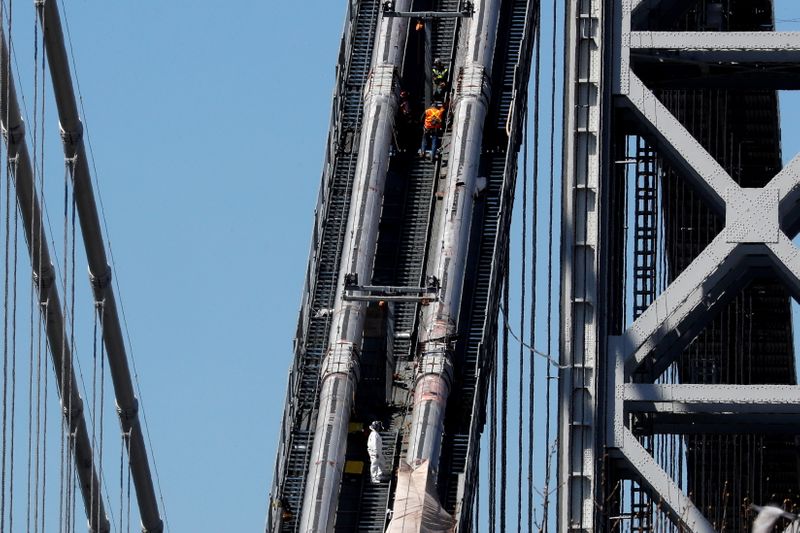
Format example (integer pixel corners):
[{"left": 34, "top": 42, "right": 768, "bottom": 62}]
[
  {"left": 343, "top": 283, "right": 439, "bottom": 302},
  {"left": 381, "top": 0, "right": 473, "bottom": 19}
]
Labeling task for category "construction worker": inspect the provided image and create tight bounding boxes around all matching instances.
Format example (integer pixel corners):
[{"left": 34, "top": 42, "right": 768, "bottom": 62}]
[
  {"left": 432, "top": 58, "right": 449, "bottom": 87},
  {"left": 395, "top": 90, "right": 416, "bottom": 152},
  {"left": 367, "top": 421, "right": 388, "bottom": 483},
  {"left": 433, "top": 80, "right": 448, "bottom": 103},
  {"left": 419, "top": 101, "right": 445, "bottom": 159}
]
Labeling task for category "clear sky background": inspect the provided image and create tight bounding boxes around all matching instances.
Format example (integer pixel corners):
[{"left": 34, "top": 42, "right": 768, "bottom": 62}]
[{"left": 0, "top": 1, "right": 798, "bottom": 533}]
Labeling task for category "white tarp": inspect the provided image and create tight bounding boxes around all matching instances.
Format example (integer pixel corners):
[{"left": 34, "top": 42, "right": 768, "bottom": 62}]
[{"left": 386, "top": 460, "right": 455, "bottom": 533}]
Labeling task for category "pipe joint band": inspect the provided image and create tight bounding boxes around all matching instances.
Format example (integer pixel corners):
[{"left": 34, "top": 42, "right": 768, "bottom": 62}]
[
  {"left": 321, "top": 343, "right": 360, "bottom": 379},
  {"left": 455, "top": 63, "right": 491, "bottom": 105},
  {"left": 3, "top": 122, "right": 25, "bottom": 145},
  {"left": 116, "top": 398, "right": 140, "bottom": 424},
  {"left": 60, "top": 120, "right": 84, "bottom": 146},
  {"left": 35, "top": 263, "right": 56, "bottom": 291},
  {"left": 89, "top": 264, "right": 113, "bottom": 292},
  {"left": 62, "top": 397, "right": 84, "bottom": 424},
  {"left": 417, "top": 348, "right": 454, "bottom": 386},
  {"left": 364, "top": 63, "right": 399, "bottom": 100}
]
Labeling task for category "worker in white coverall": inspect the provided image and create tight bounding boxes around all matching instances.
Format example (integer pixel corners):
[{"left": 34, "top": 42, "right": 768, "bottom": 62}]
[{"left": 367, "top": 421, "right": 388, "bottom": 483}]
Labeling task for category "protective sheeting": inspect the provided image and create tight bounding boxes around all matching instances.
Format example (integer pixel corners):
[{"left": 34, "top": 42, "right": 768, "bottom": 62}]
[{"left": 386, "top": 460, "right": 455, "bottom": 533}]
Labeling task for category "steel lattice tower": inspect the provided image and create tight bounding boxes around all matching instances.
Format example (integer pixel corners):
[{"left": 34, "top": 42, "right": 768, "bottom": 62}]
[{"left": 559, "top": 0, "right": 800, "bottom": 531}]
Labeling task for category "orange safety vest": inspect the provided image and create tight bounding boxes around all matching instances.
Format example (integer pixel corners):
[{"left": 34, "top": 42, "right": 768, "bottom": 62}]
[{"left": 424, "top": 107, "right": 444, "bottom": 130}]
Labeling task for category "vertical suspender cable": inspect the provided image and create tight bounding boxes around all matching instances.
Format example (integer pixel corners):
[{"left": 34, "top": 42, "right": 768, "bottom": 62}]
[
  {"left": 517, "top": 103, "right": 527, "bottom": 533},
  {"left": 35, "top": 1, "right": 164, "bottom": 529},
  {"left": 529, "top": 0, "right": 541, "bottom": 527},
  {"left": 489, "top": 344, "right": 497, "bottom": 533},
  {"left": 0, "top": 8, "right": 9, "bottom": 527},
  {"left": 0, "top": 21, "right": 110, "bottom": 533},
  {"left": 4, "top": 6, "right": 17, "bottom": 531},
  {"left": 500, "top": 258, "right": 509, "bottom": 532},
  {"left": 542, "top": 0, "right": 557, "bottom": 529}
]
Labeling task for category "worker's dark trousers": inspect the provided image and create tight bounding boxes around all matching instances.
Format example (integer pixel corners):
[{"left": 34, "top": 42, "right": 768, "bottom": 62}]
[{"left": 420, "top": 129, "right": 441, "bottom": 156}]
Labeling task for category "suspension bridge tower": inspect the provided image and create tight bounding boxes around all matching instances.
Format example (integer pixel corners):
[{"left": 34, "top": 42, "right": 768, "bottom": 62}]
[{"left": 560, "top": 0, "right": 800, "bottom": 531}]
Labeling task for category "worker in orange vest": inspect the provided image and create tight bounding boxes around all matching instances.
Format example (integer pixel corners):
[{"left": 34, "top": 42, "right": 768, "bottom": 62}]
[{"left": 419, "top": 101, "right": 445, "bottom": 160}]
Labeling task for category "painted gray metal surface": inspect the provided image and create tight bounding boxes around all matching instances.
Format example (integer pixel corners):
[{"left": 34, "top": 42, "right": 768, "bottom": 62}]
[
  {"left": 298, "top": 3, "right": 411, "bottom": 530},
  {"left": 0, "top": 24, "right": 111, "bottom": 533},
  {"left": 403, "top": 0, "right": 500, "bottom": 472},
  {"left": 36, "top": 1, "right": 163, "bottom": 530},
  {"left": 557, "top": 0, "right": 603, "bottom": 529},
  {"left": 568, "top": 0, "right": 800, "bottom": 530}
]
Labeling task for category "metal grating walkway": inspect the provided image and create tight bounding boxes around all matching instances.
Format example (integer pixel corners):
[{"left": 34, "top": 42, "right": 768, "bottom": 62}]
[{"left": 268, "top": 1, "right": 381, "bottom": 531}]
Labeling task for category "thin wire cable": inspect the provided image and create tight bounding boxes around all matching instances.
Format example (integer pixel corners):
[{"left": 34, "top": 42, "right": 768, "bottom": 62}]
[
  {"left": 529, "top": 1, "right": 542, "bottom": 526},
  {"left": 500, "top": 261, "right": 509, "bottom": 532},
  {"left": 7, "top": 130, "right": 17, "bottom": 533},
  {"left": 58, "top": 4, "right": 170, "bottom": 526},
  {"left": 541, "top": 0, "right": 558, "bottom": 529},
  {"left": 517, "top": 102, "right": 527, "bottom": 533},
  {"left": 1, "top": 11, "right": 10, "bottom": 527}
]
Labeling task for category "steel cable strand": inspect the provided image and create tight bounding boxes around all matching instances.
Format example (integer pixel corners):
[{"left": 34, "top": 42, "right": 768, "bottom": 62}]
[
  {"left": 2, "top": 6, "right": 17, "bottom": 531},
  {"left": 7, "top": 126, "right": 17, "bottom": 533},
  {"left": 26, "top": 12, "right": 43, "bottom": 529},
  {"left": 1, "top": 20, "right": 9, "bottom": 529},
  {"left": 528, "top": 1, "right": 542, "bottom": 526},
  {"left": 57, "top": 133, "right": 71, "bottom": 533},
  {"left": 34, "top": 13, "right": 48, "bottom": 531},
  {"left": 65, "top": 159, "right": 77, "bottom": 533},
  {"left": 517, "top": 89, "right": 527, "bottom": 533},
  {"left": 501, "top": 257, "right": 509, "bottom": 531},
  {"left": 57, "top": 2, "right": 171, "bottom": 527},
  {"left": 489, "top": 341, "right": 497, "bottom": 533},
  {"left": 97, "top": 303, "right": 105, "bottom": 533},
  {"left": 540, "top": 0, "right": 557, "bottom": 527}
]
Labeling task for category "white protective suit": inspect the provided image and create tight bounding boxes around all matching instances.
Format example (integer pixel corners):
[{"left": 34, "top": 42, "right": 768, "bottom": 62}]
[{"left": 367, "top": 428, "right": 388, "bottom": 483}]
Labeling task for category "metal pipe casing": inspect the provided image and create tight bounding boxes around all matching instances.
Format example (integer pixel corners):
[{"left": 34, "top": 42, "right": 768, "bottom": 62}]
[
  {"left": 35, "top": 2, "right": 163, "bottom": 531},
  {"left": 0, "top": 26, "right": 111, "bottom": 533},
  {"left": 407, "top": 347, "right": 454, "bottom": 466},
  {"left": 405, "top": 0, "right": 501, "bottom": 477},
  {"left": 299, "top": 2, "right": 412, "bottom": 531}
]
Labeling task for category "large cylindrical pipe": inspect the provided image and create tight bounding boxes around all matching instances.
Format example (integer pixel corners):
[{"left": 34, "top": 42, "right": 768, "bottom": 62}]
[
  {"left": 36, "top": 2, "right": 163, "bottom": 531},
  {"left": 299, "top": 3, "right": 411, "bottom": 531},
  {"left": 405, "top": 0, "right": 501, "bottom": 472}
]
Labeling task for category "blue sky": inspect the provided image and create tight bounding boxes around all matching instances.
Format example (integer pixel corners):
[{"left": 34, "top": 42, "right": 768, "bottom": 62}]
[{"left": 0, "top": 1, "right": 798, "bottom": 532}]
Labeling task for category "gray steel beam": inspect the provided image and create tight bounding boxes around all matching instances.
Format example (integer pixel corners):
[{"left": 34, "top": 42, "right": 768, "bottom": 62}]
[
  {"left": 621, "top": 73, "right": 737, "bottom": 215},
  {"left": 596, "top": 1, "right": 800, "bottom": 531},
  {"left": 624, "top": 384, "right": 800, "bottom": 414},
  {"left": 36, "top": 2, "right": 163, "bottom": 531},
  {"left": 298, "top": 2, "right": 411, "bottom": 530},
  {"left": 615, "top": 428, "right": 716, "bottom": 532},
  {"left": 0, "top": 26, "right": 110, "bottom": 533},
  {"left": 557, "top": 0, "right": 603, "bottom": 529},
  {"left": 770, "top": 154, "right": 800, "bottom": 232},
  {"left": 629, "top": 31, "right": 800, "bottom": 62},
  {"left": 620, "top": 232, "right": 740, "bottom": 377}
]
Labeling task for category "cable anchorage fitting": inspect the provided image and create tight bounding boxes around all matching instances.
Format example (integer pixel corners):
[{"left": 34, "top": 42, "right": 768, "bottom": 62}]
[
  {"left": 59, "top": 120, "right": 84, "bottom": 146},
  {"left": 116, "top": 398, "right": 140, "bottom": 428},
  {"left": 89, "top": 264, "right": 113, "bottom": 292},
  {"left": 34, "top": 263, "right": 56, "bottom": 291},
  {"left": 62, "top": 397, "right": 84, "bottom": 427}
]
